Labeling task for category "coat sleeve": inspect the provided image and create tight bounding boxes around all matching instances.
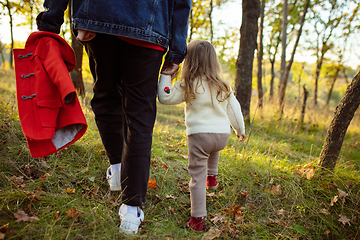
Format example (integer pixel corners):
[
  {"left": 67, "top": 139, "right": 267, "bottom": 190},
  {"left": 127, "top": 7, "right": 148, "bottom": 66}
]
[
  {"left": 164, "top": 0, "right": 191, "bottom": 64},
  {"left": 36, "top": 0, "right": 70, "bottom": 33},
  {"left": 158, "top": 74, "right": 185, "bottom": 105},
  {"left": 43, "top": 38, "right": 76, "bottom": 106},
  {"left": 226, "top": 91, "right": 245, "bottom": 136}
]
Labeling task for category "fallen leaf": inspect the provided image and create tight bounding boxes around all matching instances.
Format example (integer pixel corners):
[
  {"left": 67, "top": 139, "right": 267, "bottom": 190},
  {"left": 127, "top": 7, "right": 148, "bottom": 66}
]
[
  {"left": 305, "top": 168, "right": 316, "bottom": 180},
  {"left": 265, "top": 185, "right": 282, "bottom": 195},
  {"left": 0, "top": 223, "right": 9, "bottom": 233},
  {"left": 148, "top": 177, "right": 160, "bottom": 189},
  {"left": 203, "top": 228, "right": 222, "bottom": 240},
  {"left": 54, "top": 211, "right": 61, "bottom": 220},
  {"left": 239, "top": 191, "right": 249, "bottom": 196},
  {"left": 166, "top": 195, "right": 176, "bottom": 199},
  {"left": 162, "top": 163, "right": 168, "bottom": 170},
  {"left": 64, "top": 188, "right": 75, "bottom": 194},
  {"left": 234, "top": 210, "right": 244, "bottom": 224},
  {"left": 330, "top": 196, "right": 338, "bottom": 207},
  {"left": 14, "top": 210, "right": 40, "bottom": 222},
  {"left": 179, "top": 154, "right": 188, "bottom": 159},
  {"left": 210, "top": 213, "right": 226, "bottom": 224},
  {"left": 338, "top": 214, "right": 351, "bottom": 225},
  {"left": 319, "top": 209, "right": 330, "bottom": 215},
  {"left": 337, "top": 189, "right": 349, "bottom": 204},
  {"left": 66, "top": 207, "right": 85, "bottom": 218},
  {"left": 0, "top": 233, "right": 4, "bottom": 240},
  {"left": 277, "top": 209, "right": 287, "bottom": 215},
  {"left": 39, "top": 171, "right": 51, "bottom": 182},
  {"left": 168, "top": 206, "right": 175, "bottom": 214}
]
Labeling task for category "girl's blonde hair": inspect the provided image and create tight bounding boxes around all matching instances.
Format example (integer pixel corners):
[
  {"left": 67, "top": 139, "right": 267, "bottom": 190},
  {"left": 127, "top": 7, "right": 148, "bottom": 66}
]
[{"left": 180, "top": 40, "right": 231, "bottom": 104}]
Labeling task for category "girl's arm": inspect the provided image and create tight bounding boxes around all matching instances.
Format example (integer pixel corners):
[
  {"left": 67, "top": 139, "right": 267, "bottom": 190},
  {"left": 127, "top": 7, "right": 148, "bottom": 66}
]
[
  {"left": 226, "top": 92, "right": 246, "bottom": 137},
  {"left": 158, "top": 75, "right": 185, "bottom": 105}
]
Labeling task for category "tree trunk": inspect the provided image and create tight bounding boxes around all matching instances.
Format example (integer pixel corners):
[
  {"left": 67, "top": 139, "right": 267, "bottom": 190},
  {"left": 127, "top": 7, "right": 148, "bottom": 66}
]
[
  {"left": 257, "top": 0, "right": 265, "bottom": 108},
  {"left": 209, "top": 0, "right": 214, "bottom": 43},
  {"left": 6, "top": 0, "right": 14, "bottom": 68},
  {"left": 235, "top": 0, "right": 260, "bottom": 123},
  {"left": 300, "top": 85, "right": 308, "bottom": 125},
  {"left": 319, "top": 71, "right": 360, "bottom": 171},
  {"left": 279, "top": 0, "right": 310, "bottom": 113},
  {"left": 325, "top": 66, "right": 340, "bottom": 107},
  {"left": 269, "top": 59, "right": 275, "bottom": 101},
  {"left": 69, "top": 1, "right": 85, "bottom": 96},
  {"left": 314, "top": 60, "right": 322, "bottom": 105},
  {"left": 278, "top": 0, "right": 288, "bottom": 93}
]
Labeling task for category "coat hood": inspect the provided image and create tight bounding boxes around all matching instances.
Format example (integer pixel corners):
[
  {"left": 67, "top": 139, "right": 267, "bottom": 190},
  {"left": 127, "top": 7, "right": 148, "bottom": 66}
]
[{"left": 25, "top": 31, "right": 76, "bottom": 72}]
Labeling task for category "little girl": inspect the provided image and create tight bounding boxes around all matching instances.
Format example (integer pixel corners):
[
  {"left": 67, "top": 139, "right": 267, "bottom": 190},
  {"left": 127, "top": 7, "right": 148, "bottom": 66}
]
[{"left": 158, "top": 40, "right": 246, "bottom": 231}]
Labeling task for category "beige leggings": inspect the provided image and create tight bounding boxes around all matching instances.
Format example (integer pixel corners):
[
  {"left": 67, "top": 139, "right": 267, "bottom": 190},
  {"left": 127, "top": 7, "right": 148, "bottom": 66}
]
[{"left": 187, "top": 133, "right": 230, "bottom": 217}]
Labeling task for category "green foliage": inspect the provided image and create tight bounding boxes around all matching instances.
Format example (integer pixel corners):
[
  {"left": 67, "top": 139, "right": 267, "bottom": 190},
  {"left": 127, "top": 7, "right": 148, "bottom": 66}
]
[{"left": 0, "top": 68, "right": 359, "bottom": 239}]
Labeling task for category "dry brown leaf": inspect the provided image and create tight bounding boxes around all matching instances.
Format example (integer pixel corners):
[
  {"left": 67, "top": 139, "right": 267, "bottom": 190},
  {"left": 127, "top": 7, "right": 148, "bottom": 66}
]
[
  {"left": 66, "top": 207, "right": 85, "bottom": 218},
  {"left": 337, "top": 189, "right": 349, "bottom": 204},
  {"left": 148, "top": 177, "right": 160, "bottom": 189},
  {"left": 210, "top": 212, "right": 226, "bottom": 224},
  {"left": 234, "top": 210, "right": 244, "bottom": 224},
  {"left": 330, "top": 195, "right": 338, "bottom": 207},
  {"left": 162, "top": 163, "right": 168, "bottom": 170},
  {"left": 239, "top": 191, "right": 249, "bottom": 196},
  {"left": 319, "top": 209, "right": 330, "bottom": 215},
  {"left": 0, "top": 233, "right": 5, "bottom": 240},
  {"left": 14, "top": 210, "right": 40, "bottom": 222},
  {"left": 277, "top": 209, "right": 287, "bottom": 215},
  {"left": 203, "top": 228, "right": 222, "bottom": 240},
  {"left": 64, "top": 188, "right": 75, "bottom": 194},
  {"left": 305, "top": 168, "right": 316, "bottom": 180},
  {"left": 166, "top": 195, "right": 176, "bottom": 199},
  {"left": 338, "top": 214, "right": 351, "bottom": 225},
  {"left": 54, "top": 210, "right": 61, "bottom": 220},
  {"left": 39, "top": 171, "right": 51, "bottom": 182},
  {"left": 0, "top": 223, "right": 9, "bottom": 233},
  {"left": 265, "top": 185, "right": 282, "bottom": 195},
  {"left": 168, "top": 206, "right": 175, "bottom": 214}
]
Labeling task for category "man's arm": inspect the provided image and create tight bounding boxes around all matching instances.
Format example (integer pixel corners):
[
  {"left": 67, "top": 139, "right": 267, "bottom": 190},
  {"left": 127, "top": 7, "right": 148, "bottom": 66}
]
[
  {"left": 164, "top": 0, "right": 191, "bottom": 64},
  {"left": 36, "top": 0, "right": 70, "bottom": 33}
]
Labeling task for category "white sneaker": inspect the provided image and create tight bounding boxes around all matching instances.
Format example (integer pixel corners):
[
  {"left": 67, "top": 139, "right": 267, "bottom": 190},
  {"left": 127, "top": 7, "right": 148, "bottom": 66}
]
[
  {"left": 106, "top": 167, "right": 121, "bottom": 191},
  {"left": 119, "top": 205, "right": 144, "bottom": 235}
]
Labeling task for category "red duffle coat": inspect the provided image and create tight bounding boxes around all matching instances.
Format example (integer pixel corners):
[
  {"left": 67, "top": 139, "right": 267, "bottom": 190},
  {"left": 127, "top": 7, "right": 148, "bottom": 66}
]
[{"left": 13, "top": 31, "right": 87, "bottom": 157}]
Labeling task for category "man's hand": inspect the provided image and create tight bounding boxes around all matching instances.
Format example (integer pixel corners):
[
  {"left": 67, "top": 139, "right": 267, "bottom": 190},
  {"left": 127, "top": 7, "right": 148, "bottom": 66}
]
[
  {"left": 76, "top": 29, "right": 96, "bottom": 41},
  {"left": 161, "top": 61, "right": 179, "bottom": 80}
]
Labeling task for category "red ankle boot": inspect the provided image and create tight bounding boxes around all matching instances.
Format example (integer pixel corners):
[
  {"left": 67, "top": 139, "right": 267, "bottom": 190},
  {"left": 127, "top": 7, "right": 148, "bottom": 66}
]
[
  {"left": 206, "top": 175, "right": 218, "bottom": 190},
  {"left": 188, "top": 217, "right": 204, "bottom": 232}
]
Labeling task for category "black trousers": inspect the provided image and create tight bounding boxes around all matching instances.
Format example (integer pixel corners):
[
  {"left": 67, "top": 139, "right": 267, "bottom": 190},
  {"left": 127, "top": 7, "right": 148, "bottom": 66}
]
[{"left": 85, "top": 34, "right": 164, "bottom": 206}]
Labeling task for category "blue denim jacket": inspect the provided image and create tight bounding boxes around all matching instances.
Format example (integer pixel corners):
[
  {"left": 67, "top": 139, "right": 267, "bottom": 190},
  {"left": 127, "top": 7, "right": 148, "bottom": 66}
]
[{"left": 36, "top": 0, "right": 191, "bottom": 63}]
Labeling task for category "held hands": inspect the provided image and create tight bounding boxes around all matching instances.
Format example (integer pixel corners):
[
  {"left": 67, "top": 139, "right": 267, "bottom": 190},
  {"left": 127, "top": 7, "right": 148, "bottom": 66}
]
[
  {"left": 237, "top": 134, "right": 246, "bottom": 142},
  {"left": 161, "top": 60, "right": 179, "bottom": 80},
  {"left": 76, "top": 29, "right": 96, "bottom": 41}
]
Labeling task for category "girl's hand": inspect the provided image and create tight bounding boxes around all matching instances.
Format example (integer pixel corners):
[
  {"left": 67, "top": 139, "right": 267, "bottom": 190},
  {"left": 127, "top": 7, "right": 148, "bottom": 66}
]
[
  {"left": 76, "top": 29, "right": 96, "bottom": 41},
  {"left": 237, "top": 134, "right": 246, "bottom": 142}
]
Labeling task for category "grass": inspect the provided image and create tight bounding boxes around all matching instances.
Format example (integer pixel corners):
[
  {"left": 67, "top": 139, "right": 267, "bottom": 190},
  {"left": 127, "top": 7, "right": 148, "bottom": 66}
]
[{"left": 0, "top": 67, "right": 359, "bottom": 239}]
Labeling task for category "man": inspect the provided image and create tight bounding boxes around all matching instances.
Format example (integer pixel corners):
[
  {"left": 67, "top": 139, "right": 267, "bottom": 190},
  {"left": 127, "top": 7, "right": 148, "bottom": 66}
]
[{"left": 37, "top": 0, "right": 191, "bottom": 234}]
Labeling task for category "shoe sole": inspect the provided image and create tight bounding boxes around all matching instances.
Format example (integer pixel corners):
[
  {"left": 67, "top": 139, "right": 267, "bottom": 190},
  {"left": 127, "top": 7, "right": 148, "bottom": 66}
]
[{"left": 206, "top": 185, "right": 218, "bottom": 190}]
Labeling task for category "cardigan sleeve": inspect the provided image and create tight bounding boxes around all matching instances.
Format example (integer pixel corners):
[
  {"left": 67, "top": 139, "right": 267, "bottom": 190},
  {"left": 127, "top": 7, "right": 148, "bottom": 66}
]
[
  {"left": 158, "top": 74, "right": 185, "bottom": 105},
  {"left": 226, "top": 92, "right": 245, "bottom": 136}
]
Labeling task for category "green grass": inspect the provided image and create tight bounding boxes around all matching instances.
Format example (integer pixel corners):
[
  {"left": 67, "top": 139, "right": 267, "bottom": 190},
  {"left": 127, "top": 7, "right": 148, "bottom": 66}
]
[{"left": 0, "top": 68, "right": 359, "bottom": 239}]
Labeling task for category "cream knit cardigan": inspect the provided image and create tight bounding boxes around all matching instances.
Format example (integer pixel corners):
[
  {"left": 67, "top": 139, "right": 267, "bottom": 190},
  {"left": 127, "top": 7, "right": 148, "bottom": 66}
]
[{"left": 158, "top": 75, "right": 245, "bottom": 136}]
